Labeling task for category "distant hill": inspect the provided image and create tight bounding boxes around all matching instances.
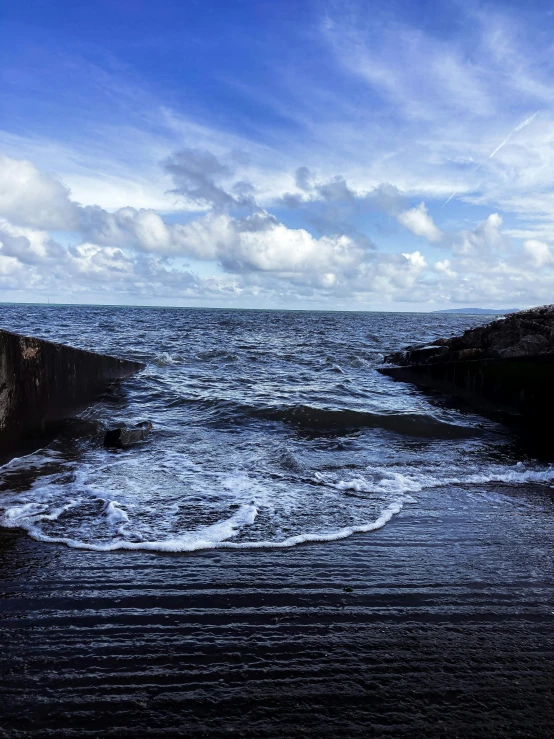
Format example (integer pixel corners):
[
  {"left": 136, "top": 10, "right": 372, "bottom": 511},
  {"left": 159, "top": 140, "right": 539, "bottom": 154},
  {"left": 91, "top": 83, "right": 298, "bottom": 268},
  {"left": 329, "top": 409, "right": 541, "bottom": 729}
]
[{"left": 432, "top": 308, "right": 518, "bottom": 315}]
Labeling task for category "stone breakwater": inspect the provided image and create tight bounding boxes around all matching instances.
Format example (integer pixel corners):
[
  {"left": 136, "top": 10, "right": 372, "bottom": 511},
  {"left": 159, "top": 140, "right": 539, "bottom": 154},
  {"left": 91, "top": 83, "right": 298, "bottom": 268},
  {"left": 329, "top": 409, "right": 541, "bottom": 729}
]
[
  {"left": 379, "top": 306, "right": 554, "bottom": 422},
  {"left": 386, "top": 305, "right": 554, "bottom": 366},
  {"left": 0, "top": 329, "right": 144, "bottom": 448}
]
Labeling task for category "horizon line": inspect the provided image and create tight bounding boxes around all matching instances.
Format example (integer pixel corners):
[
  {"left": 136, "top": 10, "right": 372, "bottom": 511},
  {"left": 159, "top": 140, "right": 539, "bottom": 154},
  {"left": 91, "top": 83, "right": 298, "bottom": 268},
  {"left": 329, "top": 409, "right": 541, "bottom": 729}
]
[{"left": 0, "top": 300, "right": 525, "bottom": 314}]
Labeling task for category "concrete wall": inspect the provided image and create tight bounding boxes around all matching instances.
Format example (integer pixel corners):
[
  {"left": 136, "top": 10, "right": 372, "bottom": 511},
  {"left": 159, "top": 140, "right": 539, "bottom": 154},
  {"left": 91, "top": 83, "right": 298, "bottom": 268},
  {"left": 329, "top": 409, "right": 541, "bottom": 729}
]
[
  {"left": 0, "top": 329, "right": 144, "bottom": 447},
  {"left": 379, "top": 354, "right": 554, "bottom": 421}
]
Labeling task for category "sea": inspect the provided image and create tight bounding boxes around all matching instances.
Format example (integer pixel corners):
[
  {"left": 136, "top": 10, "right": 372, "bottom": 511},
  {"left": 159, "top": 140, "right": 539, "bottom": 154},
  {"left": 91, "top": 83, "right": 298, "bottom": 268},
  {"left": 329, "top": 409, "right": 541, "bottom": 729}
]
[{"left": 0, "top": 304, "right": 552, "bottom": 554}]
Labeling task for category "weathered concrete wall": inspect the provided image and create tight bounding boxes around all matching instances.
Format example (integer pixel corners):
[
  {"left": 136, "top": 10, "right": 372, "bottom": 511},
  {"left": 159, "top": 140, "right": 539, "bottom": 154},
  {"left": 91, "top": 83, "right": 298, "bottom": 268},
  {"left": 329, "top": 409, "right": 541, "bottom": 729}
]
[
  {"left": 0, "top": 329, "right": 144, "bottom": 446},
  {"left": 379, "top": 354, "right": 554, "bottom": 420}
]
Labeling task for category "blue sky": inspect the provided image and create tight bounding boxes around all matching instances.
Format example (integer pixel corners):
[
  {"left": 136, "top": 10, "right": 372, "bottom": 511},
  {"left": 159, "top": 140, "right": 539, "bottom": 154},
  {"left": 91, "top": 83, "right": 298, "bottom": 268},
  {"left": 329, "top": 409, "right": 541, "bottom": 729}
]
[{"left": 1, "top": 0, "right": 554, "bottom": 309}]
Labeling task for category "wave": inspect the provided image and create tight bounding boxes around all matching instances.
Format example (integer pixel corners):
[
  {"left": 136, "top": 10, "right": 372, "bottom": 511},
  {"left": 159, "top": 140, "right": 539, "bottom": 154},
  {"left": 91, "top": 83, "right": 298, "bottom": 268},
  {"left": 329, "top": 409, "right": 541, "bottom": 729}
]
[
  {"left": 162, "top": 398, "right": 481, "bottom": 439},
  {"left": 152, "top": 352, "right": 178, "bottom": 366},
  {"left": 256, "top": 404, "right": 480, "bottom": 438},
  {"left": 195, "top": 350, "right": 238, "bottom": 363},
  {"left": 314, "top": 461, "right": 554, "bottom": 496}
]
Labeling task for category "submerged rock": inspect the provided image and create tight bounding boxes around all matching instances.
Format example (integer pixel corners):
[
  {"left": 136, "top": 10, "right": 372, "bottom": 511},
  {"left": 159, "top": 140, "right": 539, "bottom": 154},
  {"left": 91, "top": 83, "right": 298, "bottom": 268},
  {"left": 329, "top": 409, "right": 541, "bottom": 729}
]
[
  {"left": 385, "top": 305, "right": 554, "bottom": 366},
  {"left": 104, "top": 421, "right": 153, "bottom": 448}
]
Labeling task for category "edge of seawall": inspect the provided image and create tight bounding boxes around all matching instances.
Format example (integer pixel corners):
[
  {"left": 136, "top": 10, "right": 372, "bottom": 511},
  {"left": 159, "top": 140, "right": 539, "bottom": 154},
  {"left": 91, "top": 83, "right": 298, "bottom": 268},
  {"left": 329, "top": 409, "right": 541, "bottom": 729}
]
[
  {"left": 379, "top": 353, "right": 554, "bottom": 420},
  {"left": 0, "top": 328, "right": 145, "bottom": 448}
]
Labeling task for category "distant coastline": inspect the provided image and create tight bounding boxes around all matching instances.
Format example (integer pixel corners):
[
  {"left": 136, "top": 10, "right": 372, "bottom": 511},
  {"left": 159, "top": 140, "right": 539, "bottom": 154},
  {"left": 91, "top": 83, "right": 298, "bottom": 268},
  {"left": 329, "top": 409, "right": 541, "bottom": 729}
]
[{"left": 432, "top": 308, "right": 518, "bottom": 315}]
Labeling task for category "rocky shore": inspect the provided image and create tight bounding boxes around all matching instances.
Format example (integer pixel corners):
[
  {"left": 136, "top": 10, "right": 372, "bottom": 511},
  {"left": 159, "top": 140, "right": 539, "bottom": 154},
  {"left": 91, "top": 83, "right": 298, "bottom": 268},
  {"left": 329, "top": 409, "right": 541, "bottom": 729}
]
[
  {"left": 380, "top": 306, "right": 554, "bottom": 424},
  {"left": 385, "top": 305, "right": 554, "bottom": 366}
]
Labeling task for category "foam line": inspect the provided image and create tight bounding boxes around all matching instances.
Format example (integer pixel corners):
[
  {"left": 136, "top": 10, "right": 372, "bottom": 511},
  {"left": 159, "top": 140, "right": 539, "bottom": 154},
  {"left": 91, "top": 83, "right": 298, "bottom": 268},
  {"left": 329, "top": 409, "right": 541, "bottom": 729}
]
[{"left": 1, "top": 501, "right": 403, "bottom": 553}]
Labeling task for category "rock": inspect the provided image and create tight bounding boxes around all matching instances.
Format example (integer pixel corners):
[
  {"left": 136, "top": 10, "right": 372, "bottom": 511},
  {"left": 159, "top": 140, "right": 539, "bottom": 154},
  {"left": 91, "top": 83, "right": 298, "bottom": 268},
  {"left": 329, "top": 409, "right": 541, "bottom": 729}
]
[
  {"left": 499, "top": 333, "right": 550, "bottom": 358},
  {"left": 379, "top": 305, "right": 554, "bottom": 427},
  {"left": 455, "top": 347, "right": 483, "bottom": 360},
  {"left": 104, "top": 421, "right": 153, "bottom": 448},
  {"left": 384, "top": 305, "right": 554, "bottom": 366}
]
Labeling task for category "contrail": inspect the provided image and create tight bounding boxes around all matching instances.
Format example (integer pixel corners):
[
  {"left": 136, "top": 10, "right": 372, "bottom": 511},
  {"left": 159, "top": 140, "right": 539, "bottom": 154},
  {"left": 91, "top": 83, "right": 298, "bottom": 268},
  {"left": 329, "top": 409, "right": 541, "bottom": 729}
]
[
  {"left": 442, "top": 110, "right": 540, "bottom": 207},
  {"left": 441, "top": 191, "right": 457, "bottom": 208},
  {"left": 489, "top": 110, "right": 539, "bottom": 159}
]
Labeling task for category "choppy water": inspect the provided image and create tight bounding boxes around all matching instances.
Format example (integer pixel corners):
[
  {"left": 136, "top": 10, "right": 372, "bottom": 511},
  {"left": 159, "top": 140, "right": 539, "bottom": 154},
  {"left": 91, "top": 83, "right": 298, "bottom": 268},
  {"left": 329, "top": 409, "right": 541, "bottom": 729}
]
[{"left": 0, "top": 305, "right": 552, "bottom": 553}]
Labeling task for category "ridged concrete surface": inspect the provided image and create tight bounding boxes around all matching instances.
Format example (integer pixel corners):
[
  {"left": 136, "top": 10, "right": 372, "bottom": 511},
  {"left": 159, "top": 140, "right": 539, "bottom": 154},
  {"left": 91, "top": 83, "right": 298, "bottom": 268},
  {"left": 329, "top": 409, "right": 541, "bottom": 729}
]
[{"left": 0, "top": 486, "right": 553, "bottom": 738}]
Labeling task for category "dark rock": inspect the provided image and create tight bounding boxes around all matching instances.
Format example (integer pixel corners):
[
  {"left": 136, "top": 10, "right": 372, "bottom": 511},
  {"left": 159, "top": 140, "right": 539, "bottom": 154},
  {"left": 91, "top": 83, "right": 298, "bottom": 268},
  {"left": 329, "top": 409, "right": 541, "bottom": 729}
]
[
  {"left": 379, "top": 305, "right": 554, "bottom": 423},
  {"left": 384, "top": 305, "right": 554, "bottom": 366},
  {"left": 104, "top": 421, "right": 153, "bottom": 448},
  {"left": 455, "top": 347, "right": 483, "bottom": 360},
  {"left": 499, "top": 333, "right": 549, "bottom": 358}
]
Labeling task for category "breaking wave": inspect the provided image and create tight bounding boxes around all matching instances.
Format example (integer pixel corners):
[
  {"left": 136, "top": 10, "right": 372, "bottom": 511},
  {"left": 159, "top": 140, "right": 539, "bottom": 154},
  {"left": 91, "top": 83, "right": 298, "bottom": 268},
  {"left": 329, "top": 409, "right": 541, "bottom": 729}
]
[{"left": 1, "top": 447, "right": 551, "bottom": 553}]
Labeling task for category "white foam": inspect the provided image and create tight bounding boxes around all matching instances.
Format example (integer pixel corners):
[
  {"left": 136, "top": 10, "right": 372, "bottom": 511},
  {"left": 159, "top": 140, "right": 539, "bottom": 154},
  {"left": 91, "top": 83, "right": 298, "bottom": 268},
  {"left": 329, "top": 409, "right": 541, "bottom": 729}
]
[
  {"left": 0, "top": 449, "right": 60, "bottom": 472},
  {"left": 1, "top": 444, "right": 553, "bottom": 554},
  {"left": 318, "top": 463, "right": 554, "bottom": 498},
  {"left": 1, "top": 500, "right": 400, "bottom": 552},
  {"left": 105, "top": 500, "right": 130, "bottom": 525},
  {"left": 3, "top": 498, "right": 79, "bottom": 526},
  {"left": 315, "top": 468, "right": 427, "bottom": 496},
  {"left": 153, "top": 352, "right": 176, "bottom": 366},
  {"left": 104, "top": 500, "right": 130, "bottom": 535},
  {"left": 3, "top": 501, "right": 261, "bottom": 552}
]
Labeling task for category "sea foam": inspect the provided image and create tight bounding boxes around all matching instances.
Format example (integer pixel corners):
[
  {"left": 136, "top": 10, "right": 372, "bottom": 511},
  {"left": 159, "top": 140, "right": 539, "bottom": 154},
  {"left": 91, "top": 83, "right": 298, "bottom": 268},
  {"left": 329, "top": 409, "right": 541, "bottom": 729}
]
[{"left": 1, "top": 451, "right": 552, "bottom": 554}]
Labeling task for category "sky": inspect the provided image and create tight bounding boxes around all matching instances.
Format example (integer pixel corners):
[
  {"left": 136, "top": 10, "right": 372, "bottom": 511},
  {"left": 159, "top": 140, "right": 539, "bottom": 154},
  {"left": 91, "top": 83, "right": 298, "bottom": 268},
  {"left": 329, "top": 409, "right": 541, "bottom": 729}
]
[{"left": 1, "top": 0, "right": 554, "bottom": 311}]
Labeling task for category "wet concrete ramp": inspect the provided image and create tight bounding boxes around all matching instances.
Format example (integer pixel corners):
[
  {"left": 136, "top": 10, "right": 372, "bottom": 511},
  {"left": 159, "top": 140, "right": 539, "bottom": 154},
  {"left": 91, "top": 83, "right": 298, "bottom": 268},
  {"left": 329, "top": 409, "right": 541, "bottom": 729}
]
[{"left": 1, "top": 482, "right": 553, "bottom": 738}]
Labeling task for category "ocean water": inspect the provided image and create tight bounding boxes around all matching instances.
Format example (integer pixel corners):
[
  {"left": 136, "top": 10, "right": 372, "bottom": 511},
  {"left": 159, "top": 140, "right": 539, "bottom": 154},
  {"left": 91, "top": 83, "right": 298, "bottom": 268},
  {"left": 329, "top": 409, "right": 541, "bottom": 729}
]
[{"left": 0, "top": 304, "right": 552, "bottom": 553}]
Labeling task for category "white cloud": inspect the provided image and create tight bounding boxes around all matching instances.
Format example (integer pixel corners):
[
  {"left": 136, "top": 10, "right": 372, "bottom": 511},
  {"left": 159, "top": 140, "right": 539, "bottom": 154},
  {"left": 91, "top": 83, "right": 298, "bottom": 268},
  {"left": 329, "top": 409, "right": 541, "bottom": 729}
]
[
  {"left": 434, "top": 259, "right": 456, "bottom": 278},
  {"left": 397, "top": 203, "right": 443, "bottom": 242},
  {"left": 229, "top": 219, "right": 366, "bottom": 277},
  {"left": 1, "top": 130, "right": 554, "bottom": 310},
  {"left": 523, "top": 239, "right": 554, "bottom": 267},
  {"left": 0, "top": 155, "right": 80, "bottom": 230},
  {"left": 0, "top": 220, "right": 67, "bottom": 265},
  {"left": 402, "top": 250, "right": 427, "bottom": 269},
  {"left": 452, "top": 213, "right": 503, "bottom": 257},
  {"left": 78, "top": 204, "right": 370, "bottom": 283}
]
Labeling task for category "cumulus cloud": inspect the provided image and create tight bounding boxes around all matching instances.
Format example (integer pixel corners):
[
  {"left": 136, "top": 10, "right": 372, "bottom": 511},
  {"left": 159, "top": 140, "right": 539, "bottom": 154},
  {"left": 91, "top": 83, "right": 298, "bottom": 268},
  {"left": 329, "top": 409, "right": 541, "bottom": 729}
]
[
  {"left": 402, "top": 250, "right": 427, "bottom": 269},
  {"left": 0, "top": 224, "right": 243, "bottom": 304},
  {"left": 3, "top": 149, "right": 554, "bottom": 310},
  {"left": 0, "top": 221, "right": 423, "bottom": 305},
  {"left": 453, "top": 213, "right": 503, "bottom": 257},
  {"left": 228, "top": 218, "right": 366, "bottom": 277},
  {"left": 282, "top": 170, "right": 404, "bottom": 214},
  {"left": 397, "top": 203, "right": 443, "bottom": 242},
  {"left": 434, "top": 259, "right": 456, "bottom": 278},
  {"left": 80, "top": 206, "right": 173, "bottom": 253},
  {"left": 78, "top": 204, "right": 370, "bottom": 286},
  {"left": 277, "top": 171, "right": 406, "bottom": 254},
  {"left": 0, "top": 155, "right": 80, "bottom": 230},
  {"left": 523, "top": 239, "right": 554, "bottom": 267},
  {"left": 0, "top": 221, "right": 67, "bottom": 265}
]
